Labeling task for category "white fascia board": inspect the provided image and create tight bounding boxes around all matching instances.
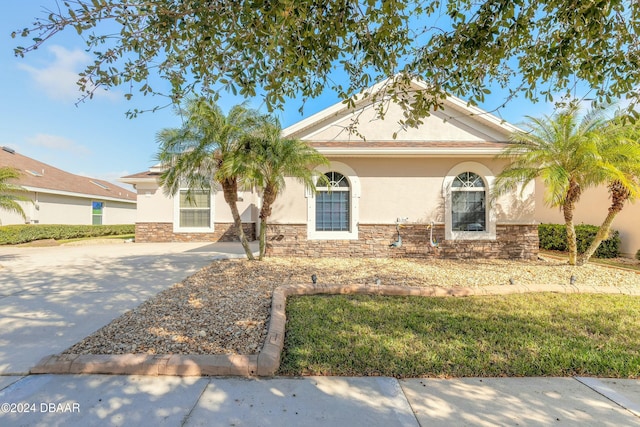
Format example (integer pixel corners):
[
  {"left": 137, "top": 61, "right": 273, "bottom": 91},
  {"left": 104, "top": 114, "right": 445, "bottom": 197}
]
[
  {"left": 441, "top": 96, "right": 523, "bottom": 134},
  {"left": 118, "top": 177, "right": 158, "bottom": 185},
  {"left": 149, "top": 163, "right": 164, "bottom": 173},
  {"left": 316, "top": 148, "right": 506, "bottom": 157},
  {"left": 282, "top": 100, "right": 353, "bottom": 138},
  {"left": 21, "top": 186, "right": 136, "bottom": 204},
  {"left": 282, "top": 79, "right": 395, "bottom": 138}
]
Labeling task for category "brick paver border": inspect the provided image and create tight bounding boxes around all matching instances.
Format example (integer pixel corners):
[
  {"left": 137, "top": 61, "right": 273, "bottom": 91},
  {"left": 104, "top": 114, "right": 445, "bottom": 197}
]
[{"left": 31, "top": 284, "right": 640, "bottom": 377}]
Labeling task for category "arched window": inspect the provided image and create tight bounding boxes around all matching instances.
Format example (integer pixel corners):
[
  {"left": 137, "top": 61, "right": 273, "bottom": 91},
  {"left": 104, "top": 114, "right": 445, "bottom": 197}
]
[
  {"left": 451, "top": 172, "right": 486, "bottom": 232},
  {"left": 315, "top": 172, "right": 350, "bottom": 231},
  {"left": 307, "top": 162, "right": 360, "bottom": 240},
  {"left": 443, "top": 161, "right": 496, "bottom": 240}
]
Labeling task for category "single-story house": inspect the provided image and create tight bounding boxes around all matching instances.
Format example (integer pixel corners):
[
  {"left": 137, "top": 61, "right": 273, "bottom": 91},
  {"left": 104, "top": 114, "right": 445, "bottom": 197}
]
[
  {"left": 0, "top": 146, "right": 136, "bottom": 226},
  {"left": 122, "top": 80, "right": 538, "bottom": 259}
]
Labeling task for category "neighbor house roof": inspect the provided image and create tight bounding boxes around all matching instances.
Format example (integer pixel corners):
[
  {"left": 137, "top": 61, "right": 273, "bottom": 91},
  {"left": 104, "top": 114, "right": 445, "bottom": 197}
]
[{"left": 0, "top": 146, "right": 136, "bottom": 203}]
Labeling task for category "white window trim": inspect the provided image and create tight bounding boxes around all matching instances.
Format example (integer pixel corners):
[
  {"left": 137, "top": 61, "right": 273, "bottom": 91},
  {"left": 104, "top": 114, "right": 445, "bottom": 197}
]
[
  {"left": 173, "top": 188, "right": 215, "bottom": 233},
  {"left": 442, "top": 162, "right": 496, "bottom": 241},
  {"left": 307, "top": 162, "right": 360, "bottom": 240}
]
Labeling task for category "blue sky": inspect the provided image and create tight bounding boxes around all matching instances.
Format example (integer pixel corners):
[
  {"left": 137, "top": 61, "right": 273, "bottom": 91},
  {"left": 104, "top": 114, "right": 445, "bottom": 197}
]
[{"left": 1, "top": 2, "right": 555, "bottom": 190}]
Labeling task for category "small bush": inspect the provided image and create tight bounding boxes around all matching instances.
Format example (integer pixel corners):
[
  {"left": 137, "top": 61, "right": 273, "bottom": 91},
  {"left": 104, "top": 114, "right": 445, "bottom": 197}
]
[
  {"left": 636, "top": 249, "right": 640, "bottom": 261},
  {"left": 0, "top": 224, "right": 134, "bottom": 245},
  {"left": 538, "top": 223, "right": 620, "bottom": 258}
]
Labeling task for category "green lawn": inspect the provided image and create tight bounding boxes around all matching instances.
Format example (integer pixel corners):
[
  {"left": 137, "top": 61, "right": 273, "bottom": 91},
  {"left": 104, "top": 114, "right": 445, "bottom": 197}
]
[
  {"left": 59, "top": 234, "right": 135, "bottom": 243},
  {"left": 540, "top": 250, "right": 640, "bottom": 272},
  {"left": 279, "top": 293, "right": 640, "bottom": 378}
]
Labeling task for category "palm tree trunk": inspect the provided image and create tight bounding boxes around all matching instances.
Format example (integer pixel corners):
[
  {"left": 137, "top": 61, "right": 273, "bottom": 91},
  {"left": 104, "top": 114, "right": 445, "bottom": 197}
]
[
  {"left": 221, "top": 179, "right": 254, "bottom": 261},
  {"left": 257, "top": 185, "right": 277, "bottom": 260},
  {"left": 576, "top": 210, "right": 617, "bottom": 265},
  {"left": 563, "top": 179, "right": 582, "bottom": 266},
  {"left": 564, "top": 210, "right": 578, "bottom": 265},
  {"left": 577, "top": 180, "right": 629, "bottom": 265},
  {"left": 563, "top": 200, "right": 578, "bottom": 266},
  {"left": 258, "top": 217, "right": 268, "bottom": 261}
]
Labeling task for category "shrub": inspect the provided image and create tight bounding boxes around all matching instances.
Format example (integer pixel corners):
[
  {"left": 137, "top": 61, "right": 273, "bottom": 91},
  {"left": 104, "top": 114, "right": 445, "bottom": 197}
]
[
  {"left": 0, "top": 224, "right": 134, "bottom": 245},
  {"left": 538, "top": 223, "right": 620, "bottom": 258},
  {"left": 636, "top": 249, "right": 640, "bottom": 261}
]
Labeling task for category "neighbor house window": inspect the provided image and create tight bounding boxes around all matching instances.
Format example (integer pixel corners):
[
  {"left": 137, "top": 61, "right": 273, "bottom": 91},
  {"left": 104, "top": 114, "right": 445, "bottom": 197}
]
[
  {"left": 92, "top": 201, "right": 104, "bottom": 225},
  {"left": 451, "top": 172, "right": 486, "bottom": 232},
  {"left": 315, "top": 172, "right": 350, "bottom": 232},
  {"left": 179, "top": 190, "right": 211, "bottom": 228}
]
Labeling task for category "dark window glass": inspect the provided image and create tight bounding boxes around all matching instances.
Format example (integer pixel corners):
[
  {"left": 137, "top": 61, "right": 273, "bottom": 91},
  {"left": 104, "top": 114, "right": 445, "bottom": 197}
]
[{"left": 316, "top": 172, "right": 350, "bottom": 232}]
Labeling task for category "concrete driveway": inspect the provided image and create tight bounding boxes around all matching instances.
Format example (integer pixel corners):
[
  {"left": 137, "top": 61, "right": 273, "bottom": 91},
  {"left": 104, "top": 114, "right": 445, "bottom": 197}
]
[{"left": 0, "top": 241, "right": 254, "bottom": 375}]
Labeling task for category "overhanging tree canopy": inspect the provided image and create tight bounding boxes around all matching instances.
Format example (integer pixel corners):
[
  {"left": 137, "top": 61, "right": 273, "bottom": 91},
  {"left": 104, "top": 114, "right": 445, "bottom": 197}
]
[{"left": 13, "top": 0, "right": 640, "bottom": 123}]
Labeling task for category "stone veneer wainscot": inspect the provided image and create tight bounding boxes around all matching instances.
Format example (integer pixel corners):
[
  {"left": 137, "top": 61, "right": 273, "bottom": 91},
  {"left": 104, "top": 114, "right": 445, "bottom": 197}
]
[
  {"left": 265, "top": 224, "right": 539, "bottom": 260},
  {"left": 135, "top": 222, "right": 256, "bottom": 243}
]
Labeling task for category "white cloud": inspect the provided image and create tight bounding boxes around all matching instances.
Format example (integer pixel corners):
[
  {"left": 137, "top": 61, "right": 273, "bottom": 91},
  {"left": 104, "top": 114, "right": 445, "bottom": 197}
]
[
  {"left": 26, "top": 133, "right": 90, "bottom": 155},
  {"left": 18, "top": 45, "right": 120, "bottom": 102}
]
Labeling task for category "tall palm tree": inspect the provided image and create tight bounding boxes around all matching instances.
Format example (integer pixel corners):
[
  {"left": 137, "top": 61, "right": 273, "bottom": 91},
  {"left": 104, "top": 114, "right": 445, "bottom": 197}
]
[
  {"left": 493, "top": 105, "right": 610, "bottom": 265},
  {"left": 156, "top": 98, "right": 260, "bottom": 260},
  {"left": 577, "top": 119, "right": 640, "bottom": 265},
  {"left": 240, "top": 118, "right": 328, "bottom": 260},
  {"left": 0, "top": 167, "right": 28, "bottom": 221}
]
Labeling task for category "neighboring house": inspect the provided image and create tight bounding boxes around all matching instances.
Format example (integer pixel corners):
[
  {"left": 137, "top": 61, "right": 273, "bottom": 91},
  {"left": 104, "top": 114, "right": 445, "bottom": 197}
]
[
  {"left": 535, "top": 181, "right": 640, "bottom": 257},
  {"left": 0, "top": 146, "right": 136, "bottom": 226},
  {"left": 123, "top": 80, "right": 539, "bottom": 260}
]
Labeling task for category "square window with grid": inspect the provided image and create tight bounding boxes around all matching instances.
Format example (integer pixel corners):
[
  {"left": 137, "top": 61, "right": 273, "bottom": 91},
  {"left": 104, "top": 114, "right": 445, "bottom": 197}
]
[{"left": 179, "top": 190, "right": 211, "bottom": 228}]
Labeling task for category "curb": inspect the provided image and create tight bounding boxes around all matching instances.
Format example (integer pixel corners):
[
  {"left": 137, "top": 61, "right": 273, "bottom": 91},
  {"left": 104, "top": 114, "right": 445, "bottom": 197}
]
[
  {"left": 31, "top": 354, "right": 258, "bottom": 376},
  {"left": 31, "top": 284, "right": 640, "bottom": 377}
]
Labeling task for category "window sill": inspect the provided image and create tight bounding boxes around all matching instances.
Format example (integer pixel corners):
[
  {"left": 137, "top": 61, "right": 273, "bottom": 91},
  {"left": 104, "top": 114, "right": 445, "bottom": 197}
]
[
  {"left": 447, "top": 230, "right": 496, "bottom": 241},
  {"left": 173, "top": 226, "right": 214, "bottom": 233},
  {"left": 307, "top": 230, "right": 358, "bottom": 240}
]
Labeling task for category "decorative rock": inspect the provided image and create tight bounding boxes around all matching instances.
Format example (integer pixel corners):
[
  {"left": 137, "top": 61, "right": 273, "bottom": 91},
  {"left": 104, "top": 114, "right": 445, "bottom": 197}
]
[{"left": 59, "top": 256, "right": 639, "bottom": 357}]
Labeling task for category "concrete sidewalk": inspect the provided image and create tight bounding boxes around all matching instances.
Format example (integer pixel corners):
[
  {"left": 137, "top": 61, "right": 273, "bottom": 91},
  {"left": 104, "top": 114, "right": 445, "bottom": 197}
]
[{"left": 0, "top": 375, "right": 638, "bottom": 426}]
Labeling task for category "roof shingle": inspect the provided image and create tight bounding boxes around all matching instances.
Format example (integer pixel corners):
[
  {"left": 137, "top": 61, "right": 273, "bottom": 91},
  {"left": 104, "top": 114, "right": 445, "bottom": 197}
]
[{"left": 0, "top": 147, "right": 136, "bottom": 202}]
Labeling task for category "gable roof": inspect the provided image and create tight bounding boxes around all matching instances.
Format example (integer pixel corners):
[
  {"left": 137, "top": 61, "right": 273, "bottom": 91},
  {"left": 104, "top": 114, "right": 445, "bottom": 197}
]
[
  {"left": 283, "top": 78, "right": 520, "bottom": 156},
  {"left": 0, "top": 146, "right": 136, "bottom": 203},
  {"left": 120, "top": 164, "right": 164, "bottom": 186}
]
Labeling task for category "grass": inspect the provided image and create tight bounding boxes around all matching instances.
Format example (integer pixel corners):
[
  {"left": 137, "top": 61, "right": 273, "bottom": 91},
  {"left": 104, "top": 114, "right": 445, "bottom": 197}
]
[
  {"left": 279, "top": 293, "right": 640, "bottom": 378},
  {"left": 592, "top": 258, "right": 640, "bottom": 272},
  {"left": 59, "top": 234, "right": 135, "bottom": 243},
  {"left": 540, "top": 250, "right": 640, "bottom": 272}
]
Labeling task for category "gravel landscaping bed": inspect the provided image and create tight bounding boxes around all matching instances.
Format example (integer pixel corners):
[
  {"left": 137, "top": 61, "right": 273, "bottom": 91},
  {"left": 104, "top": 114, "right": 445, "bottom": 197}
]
[{"left": 63, "top": 256, "right": 640, "bottom": 356}]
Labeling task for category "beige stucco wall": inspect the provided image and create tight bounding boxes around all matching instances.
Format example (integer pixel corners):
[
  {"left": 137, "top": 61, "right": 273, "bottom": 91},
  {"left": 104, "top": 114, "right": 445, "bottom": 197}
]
[
  {"left": 0, "top": 196, "right": 34, "bottom": 225},
  {"left": 102, "top": 201, "right": 136, "bottom": 224},
  {"left": 0, "top": 192, "right": 135, "bottom": 225},
  {"left": 135, "top": 183, "right": 174, "bottom": 223},
  {"left": 134, "top": 180, "right": 257, "bottom": 225},
  {"left": 269, "top": 157, "right": 535, "bottom": 226},
  {"left": 296, "top": 98, "right": 509, "bottom": 143},
  {"left": 535, "top": 179, "right": 639, "bottom": 256}
]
